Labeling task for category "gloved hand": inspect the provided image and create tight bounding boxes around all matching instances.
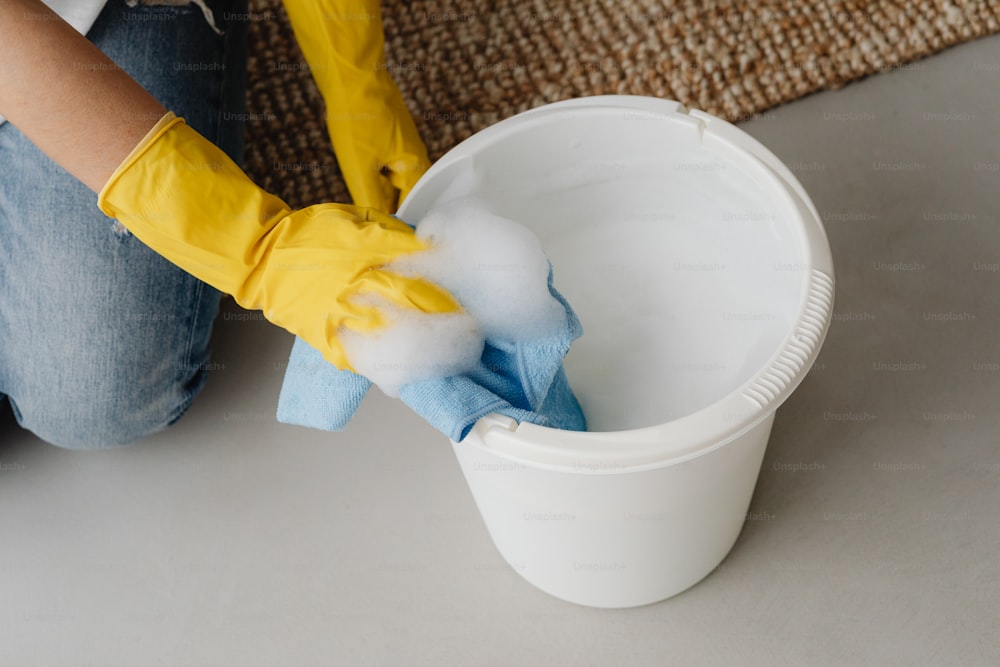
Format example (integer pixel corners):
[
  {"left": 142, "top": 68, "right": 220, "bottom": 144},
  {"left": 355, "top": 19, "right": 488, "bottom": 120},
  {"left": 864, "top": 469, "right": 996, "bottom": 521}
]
[
  {"left": 268, "top": 3, "right": 583, "bottom": 437},
  {"left": 277, "top": 268, "right": 587, "bottom": 442},
  {"left": 97, "top": 112, "right": 460, "bottom": 371},
  {"left": 282, "top": 0, "right": 430, "bottom": 211}
]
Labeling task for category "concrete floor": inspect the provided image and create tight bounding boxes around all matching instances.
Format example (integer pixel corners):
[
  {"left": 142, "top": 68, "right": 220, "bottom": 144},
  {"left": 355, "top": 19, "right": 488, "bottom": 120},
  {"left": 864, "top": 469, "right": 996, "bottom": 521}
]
[{"left": 3, "top": 33, "right": 1000, "bottom": 666}]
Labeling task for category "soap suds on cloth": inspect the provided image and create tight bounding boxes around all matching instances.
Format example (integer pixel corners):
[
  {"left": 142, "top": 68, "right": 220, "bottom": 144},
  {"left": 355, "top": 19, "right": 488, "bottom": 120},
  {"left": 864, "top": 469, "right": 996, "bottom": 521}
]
[{"left": 340, "top": 196, "right": 568, "bottom": 397}]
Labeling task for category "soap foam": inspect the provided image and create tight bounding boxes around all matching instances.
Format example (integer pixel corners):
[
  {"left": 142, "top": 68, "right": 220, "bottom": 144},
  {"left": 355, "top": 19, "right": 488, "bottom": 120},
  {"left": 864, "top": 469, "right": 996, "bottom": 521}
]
[
  {"left": 339, "top": 196, "right": 568, "bottom": 396},
  {"left": 397, "top": 197, "right": 568, "bottom": 341},
  {"left": 339, "top": 300, "right": 483, "bottom": 398}
]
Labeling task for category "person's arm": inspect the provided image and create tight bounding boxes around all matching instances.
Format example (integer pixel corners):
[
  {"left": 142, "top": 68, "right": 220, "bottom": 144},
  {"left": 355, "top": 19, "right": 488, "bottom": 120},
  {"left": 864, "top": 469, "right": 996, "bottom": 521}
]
[
  {"left": 0, "top": 0, "right": 462, "bottom": 376},
  {"left": 0, "top": 0, "right": 166, "bottom": 192}
]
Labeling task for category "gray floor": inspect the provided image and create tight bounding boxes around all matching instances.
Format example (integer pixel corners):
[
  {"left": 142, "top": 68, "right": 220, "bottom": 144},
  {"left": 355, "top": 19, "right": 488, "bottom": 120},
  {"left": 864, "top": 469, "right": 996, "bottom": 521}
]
[{"left": 3, "top": 34, "right": 1000, "bottom": 666}]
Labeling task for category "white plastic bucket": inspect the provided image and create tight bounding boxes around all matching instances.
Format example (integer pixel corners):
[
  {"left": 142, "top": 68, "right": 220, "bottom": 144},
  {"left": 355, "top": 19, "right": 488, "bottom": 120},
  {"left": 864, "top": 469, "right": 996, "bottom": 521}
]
[{"left": 398, "top": 96, "right": 835, "bottom": 608}]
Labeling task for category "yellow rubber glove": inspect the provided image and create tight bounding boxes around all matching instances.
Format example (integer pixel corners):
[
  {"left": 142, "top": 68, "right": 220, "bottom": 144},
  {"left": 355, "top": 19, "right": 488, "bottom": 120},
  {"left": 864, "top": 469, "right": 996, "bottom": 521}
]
[
  {"left": 98, "top": 112, "right": 461, "bottom": 372},
  {"left": 282, "top": 0, "right": 430, "bottom": 211}
]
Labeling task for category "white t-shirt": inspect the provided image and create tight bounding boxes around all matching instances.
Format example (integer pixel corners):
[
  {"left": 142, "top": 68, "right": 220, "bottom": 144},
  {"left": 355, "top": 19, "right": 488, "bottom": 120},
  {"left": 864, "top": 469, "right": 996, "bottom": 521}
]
[{"left": 42, "top": 0, "right": 108, "bottom": 34}]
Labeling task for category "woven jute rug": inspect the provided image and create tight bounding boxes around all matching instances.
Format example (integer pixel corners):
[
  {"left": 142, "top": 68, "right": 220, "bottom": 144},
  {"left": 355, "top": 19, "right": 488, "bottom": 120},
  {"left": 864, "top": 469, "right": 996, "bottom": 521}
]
[{"left": 245, "top": 0, "right": 1000, "bottom": 208}]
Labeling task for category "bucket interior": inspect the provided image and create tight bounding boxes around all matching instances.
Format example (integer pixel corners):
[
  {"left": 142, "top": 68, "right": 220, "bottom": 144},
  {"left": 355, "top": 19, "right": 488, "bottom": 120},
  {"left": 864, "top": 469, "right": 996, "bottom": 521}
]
[{"left": 406, "top": 107, "right": 812, "bottom": 433}]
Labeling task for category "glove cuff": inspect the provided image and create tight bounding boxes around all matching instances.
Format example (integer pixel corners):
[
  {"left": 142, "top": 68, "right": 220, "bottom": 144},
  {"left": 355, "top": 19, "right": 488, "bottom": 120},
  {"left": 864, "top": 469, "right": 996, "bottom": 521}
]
[
  {"left": 94, "top": 111, "right": 294, "bottom": 301},
  {"left": 97, "top": 111, "right": 182, "bottom": 217}
]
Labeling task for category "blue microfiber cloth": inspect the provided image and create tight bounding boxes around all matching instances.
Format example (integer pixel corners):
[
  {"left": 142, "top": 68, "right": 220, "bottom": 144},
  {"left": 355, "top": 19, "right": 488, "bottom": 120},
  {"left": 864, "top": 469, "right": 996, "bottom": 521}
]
[{"left": 276, "top": 273, "right": 586, "bottom": 442}]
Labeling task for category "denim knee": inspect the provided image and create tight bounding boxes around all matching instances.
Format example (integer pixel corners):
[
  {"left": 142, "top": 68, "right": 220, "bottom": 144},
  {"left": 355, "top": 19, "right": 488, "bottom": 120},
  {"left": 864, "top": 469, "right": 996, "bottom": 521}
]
[
  {"left": 9, "top": 365, "right": 209, "bottom": 450},
  {"left": 0, "top": 0, "right": 241, "bottom": 449}
]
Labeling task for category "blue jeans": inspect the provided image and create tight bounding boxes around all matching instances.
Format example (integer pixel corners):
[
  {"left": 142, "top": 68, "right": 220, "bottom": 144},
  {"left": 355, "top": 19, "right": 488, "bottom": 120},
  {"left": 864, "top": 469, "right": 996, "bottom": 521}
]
[{"left": 0, "top": 0, "right": 248, "bottom": 448}]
